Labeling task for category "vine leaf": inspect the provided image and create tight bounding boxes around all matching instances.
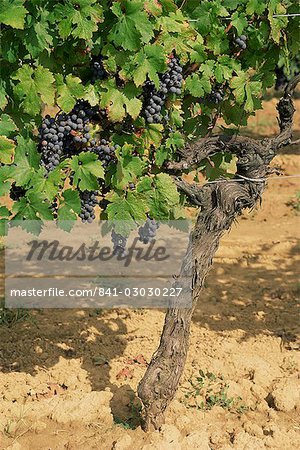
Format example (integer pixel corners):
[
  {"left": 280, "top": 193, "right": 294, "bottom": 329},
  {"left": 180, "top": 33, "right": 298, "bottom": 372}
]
[
  {"left": 111, "top": 144, "right": 145, "bottom": 189},
  {"left": 70, "top": 152, "right": 104, "bottom": 191},
  {"left": 109, "top": 0, "right": 153, "bottom": 51},
  {"left": 0, "top": 84, "right": 8, "bottom": 110},
  {"left": 106, "top": 191, "right": 148, "bottom": 235},
  {"left": 0, "top": 0, "right": 28, "bottom": 29},
  {"left": 131, "top": 45, "right": 166, "bottom": 88},
  {"left": 150, "top": 173, "right": 180, "bottom": 219},
  {"left": 56, "top": 74, "right": 86, "bottom": 113},
  {"left": 231, "top": 12, "right": 248, "bottom": 35},
  {"left": 186, "top": 73, "right": 209, "bottom": 98},
  {"left": 0, "top": 136, "right": 15, "bottom": 164},
  {"left": 0, "top": 114, "right": 17, "bottom": 137},
  {"left": 12, "top": 65, "right": 55, "bottom": 115},
  {"left": 100, "top": 79, "right": 142, "bottom": 122},
  {"left": 28, "top": 168, "right": 65, "bottom": 202},
  {"left": 24, "top": 10, "right": 53, "bottom": 58},
  {"left": 57, "top": 189, "right": 81, "bottom": 231},
  {"left": 53, "top": 0, "right": 103, "bottom": 40},
  {"left": 11, "top": 193, "right": 52, "bottom": 233},
  {"left": 246, "top": 0, "right": 267, "bottom": 15},
  {"left": 7, "top": 137, "right": 40, "bottom": 185},
  {"left": 0, "top": 206, "right": 10, "bottom": 236}
]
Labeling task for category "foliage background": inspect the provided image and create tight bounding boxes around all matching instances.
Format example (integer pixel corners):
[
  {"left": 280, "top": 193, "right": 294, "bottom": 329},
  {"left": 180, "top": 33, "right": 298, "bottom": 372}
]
[{"left": 0, "top": 0, "right": 298, "bottom": 235}]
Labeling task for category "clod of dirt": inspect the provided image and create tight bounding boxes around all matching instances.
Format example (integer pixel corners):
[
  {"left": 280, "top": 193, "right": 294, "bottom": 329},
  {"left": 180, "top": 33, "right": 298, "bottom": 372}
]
[
  {"left": 269, "top": 376, "right": 300, "bottom": 412},
  {"left": 182, "top": 431, "right": 210, "bottom": 449},
  {"left": 112, "top": 434, "right": 132, "bottom": 450},
  {"left": 50, "top": 391, "right": 113, "bottom": 425},
  {"left": 233, "top": 430, "right": 267, "bottom": 449}
]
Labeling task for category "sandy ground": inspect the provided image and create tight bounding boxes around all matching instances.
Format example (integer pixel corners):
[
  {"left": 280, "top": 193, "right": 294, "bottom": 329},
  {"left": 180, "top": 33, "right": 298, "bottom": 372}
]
[{"left": 0, "top": 99, "right": 299, "bottom": 450}]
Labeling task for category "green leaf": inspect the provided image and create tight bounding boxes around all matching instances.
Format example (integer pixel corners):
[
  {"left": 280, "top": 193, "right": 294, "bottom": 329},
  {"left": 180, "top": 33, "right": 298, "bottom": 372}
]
[
  {"left": 57, "top": 188, "right": 81, "bottom": 231},
  {"left": 109, "top": 0, "right": 153, "bottom": 51},
  {"left": 100, "top": 79, "right": 142, "bottom": 122},
  {"left": 268, "top": 1, "right": 288, "bottom": 44},
  {"left": 0, "top": 0, "right": 28, "bottom": 29},
  {"left": 0, "top": 206, "right": 10, "bottom": 218},
  {"left": 131, "top": 45, "right": 166, "bottom": 88},
  {"left": 62, "top": 189, "right": 81, "bottom": 214},
  {"left": 246, "top": 0, "right": 266, "bottom": 15},
  {"left": 165, "top": 131, "right": 185, "bottom": 150},
  {"left": 111, "top": 144, "right": 145, "bottom": 189},
  {"left": 56, "top": 74, "right": 86, "bottom": 113},
  {"left": 0, "top": 114, "right": 17, "bottom": 137},
  {"left": 12, "top": 65, "right": 55, "bottom": 115},
  {"left": 140, "top": 124, "right": 164, "bottom": 148},
  {"left": 0, "top": 136, "right": 15, "bottom": 164},
  {"left": 155, "top": 146, "right": 170, "bottom": 167},
  {"left": 28, "top": 168, "right": 64, "bottom": 201},
  {"left": 8, "top": 136, "right": 39, "bottom": 185},
  {"left": 149, "top": 173, "right": 180, "bottom": 219},
  {"left": 231, "top": 12, "right": 248, "bottom": 35},
  {"left": 106, "top": 191, "right": 148, "bottom": 235},
  {"left": 0, "top": 219, "right": 8, "bottom": 236},
  {"left": 70, "top": 152, "right": 104, "bottom": 191},
  {"left": 24, "top": 10, "right": 53, "bottom": 58},
  {"left": 53, "top": 0, "right": 103, "bottom": 40},
  {"left": 185, "top": 74, "right": 205, "bottom": 98},
  {"left": 230, "top": 71, "right": 248, "bottom": 104},
  {"left": 12, "top": 193, "right": 52, "bottom": 224},
  {"left": 0, "top": 84, "right": 8, "bottom": 110}
]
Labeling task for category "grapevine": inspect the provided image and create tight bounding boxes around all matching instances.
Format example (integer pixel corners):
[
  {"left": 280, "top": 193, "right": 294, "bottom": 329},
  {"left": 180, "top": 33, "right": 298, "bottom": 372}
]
[{"left": 0, "top": 0, "right": 299, "bottom": 433}]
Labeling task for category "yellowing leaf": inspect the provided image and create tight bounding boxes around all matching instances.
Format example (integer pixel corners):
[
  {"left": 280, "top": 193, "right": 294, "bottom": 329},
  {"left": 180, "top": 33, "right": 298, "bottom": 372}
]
[{"left": 0, "top": 136, "right": 15, "bottom": 164}]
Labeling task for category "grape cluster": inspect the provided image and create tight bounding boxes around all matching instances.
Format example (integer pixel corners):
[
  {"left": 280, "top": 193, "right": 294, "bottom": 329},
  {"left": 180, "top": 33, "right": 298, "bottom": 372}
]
[
  {"left": 111, "top": 230, "right": 127, "bottom": 256},
  {"left": 10, "top": 183, "right": 26, "bottom": 201},
  {"left": 235, "top": 35, "right": 247, "bottom": 50},
  {"left": 91, "top": 56, "right": 106, "bottom": 83},
  {"left": 51, "top": 199, "right": 58, "bottom": 219},
  {"left": 143, "top": 56, "right": 183, "bottom": 124},
  {"left": 161, "top": 56, "right": 183, "bottom": 96},
  {"left": 91, "top": 139, "right": 118, "bottom": 169},
  {"left": 79, "top": 191, "right": 98, "bottom": 223},
  {"left": 39, "top": 115, "right": 64, "bottom": 172},
  {"left": 208, "top": 87, "right": 224, "bottom": 104},
  {"left": 38, "top": 101, "right": 96, "bottom": 171},
  {"left": 138, "top": 218, "right": 159, "bottom": 244}
]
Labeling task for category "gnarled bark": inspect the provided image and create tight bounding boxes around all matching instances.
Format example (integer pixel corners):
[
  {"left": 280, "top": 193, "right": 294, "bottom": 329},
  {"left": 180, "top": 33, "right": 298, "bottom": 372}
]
[{"left": 138, "top": 76, "right": 299, "bottom": 431}]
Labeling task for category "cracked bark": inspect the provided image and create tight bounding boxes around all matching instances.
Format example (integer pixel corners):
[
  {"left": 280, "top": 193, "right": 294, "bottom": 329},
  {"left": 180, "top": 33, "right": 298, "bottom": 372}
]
[{"left": 138, "top": 76, "right": 299, "bottom": 431}]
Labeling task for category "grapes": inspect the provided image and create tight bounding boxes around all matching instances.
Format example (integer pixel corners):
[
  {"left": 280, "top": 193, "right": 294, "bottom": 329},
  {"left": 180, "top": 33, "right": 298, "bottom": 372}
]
[
  {"left": 10, "top": 183, "right": 26, "bottom": 201},
  {"left": 38, "top": 115, "right": 64, "bottom": 173},
  {"left": 79, "top": 191, "right": 98, "bottom": 223},
  {"left": 235, "top": 35, "right": 247, "bottom": 50},
  {"left": 38, "top": 100, "right": 97, "bottom": 169},
  {"left": 111, "top": 229, "right": 127, "bottom": 256},
  {"left": 142, "top": 56, "right": 183, "bottom": 124},
  {"left": 208, "top": 87, "right": 224, "bottom": 104},
  {"left": 91, "top": 139, "right": 118, "bottom": 169},
  {"left": 91, "top": 56, "right": 106, "bottom": 83},
  {"left": 138, "top": 218, "right": 159, "bottom": 244},
  {"left": 52, "top": 199, "right": 58, "bottom": 220}
]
